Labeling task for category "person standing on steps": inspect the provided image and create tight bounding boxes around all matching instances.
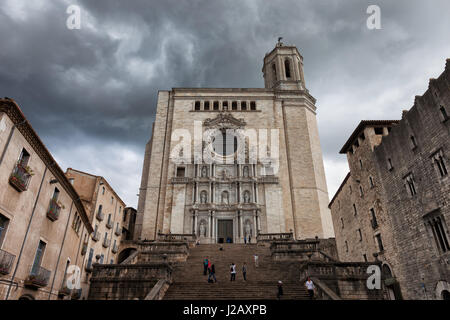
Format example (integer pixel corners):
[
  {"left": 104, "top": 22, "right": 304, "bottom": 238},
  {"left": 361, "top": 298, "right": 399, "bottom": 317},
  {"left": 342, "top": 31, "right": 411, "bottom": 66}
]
[
  {"left": 207, "top": 259, "right": 211, "bottom": 275},
  {"left": 230, "top": 262, "right": 236, "bottom": 281},
  {"left": 254, "top": 254, "right": 259, "bottom": 268},
  {"left": 208, "top": 263, "right": 217, "bottom": 283},
  {"left": 244, "top": 235, "right": 247, "bottom": 244},
  {"left": 248, "top": 234, "right": 252, "bottom": 243},
  {"left": 203, "top": 257, "right": 209, "bottom": 275},
  {"left": 277, "top": 281, "right": 284, "bottom": 300},
  {"left": 242, "top": 262, "right": 247, "bottom": 281},
  {"left": 305, "top": 277, "right": 315, "bottom": 300}
]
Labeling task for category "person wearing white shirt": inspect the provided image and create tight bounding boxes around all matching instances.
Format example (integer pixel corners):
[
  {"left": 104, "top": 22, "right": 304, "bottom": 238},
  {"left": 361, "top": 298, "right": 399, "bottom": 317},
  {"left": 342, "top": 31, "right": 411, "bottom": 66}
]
[{"left": 305, "top": 277, "right": 315, "bottom": 299}]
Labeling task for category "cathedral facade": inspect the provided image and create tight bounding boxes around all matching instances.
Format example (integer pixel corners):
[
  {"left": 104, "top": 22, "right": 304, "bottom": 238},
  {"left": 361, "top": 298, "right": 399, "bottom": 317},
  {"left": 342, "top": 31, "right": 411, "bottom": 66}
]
[{"left": 135, "top": 42, "right": 334, "bottom": 243}]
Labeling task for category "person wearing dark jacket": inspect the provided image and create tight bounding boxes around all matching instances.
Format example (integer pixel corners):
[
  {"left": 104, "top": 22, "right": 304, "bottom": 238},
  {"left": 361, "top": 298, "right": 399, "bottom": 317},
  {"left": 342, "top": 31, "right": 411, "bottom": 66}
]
[
  {"left": 277, "top": 281, "right": 284, "bottom": 300},
  {"left": 203, "top": 258, "right": 209, "bottom": 275},
  {"left": 208, "top": 264, "right": 217, "bottom": 283}
]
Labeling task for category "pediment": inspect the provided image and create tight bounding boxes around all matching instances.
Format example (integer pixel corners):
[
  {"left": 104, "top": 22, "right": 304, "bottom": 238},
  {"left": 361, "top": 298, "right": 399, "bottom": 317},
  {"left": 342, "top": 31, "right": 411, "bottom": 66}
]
[{"left": 203, "top": 112, "right": 246, "bottom": 129}]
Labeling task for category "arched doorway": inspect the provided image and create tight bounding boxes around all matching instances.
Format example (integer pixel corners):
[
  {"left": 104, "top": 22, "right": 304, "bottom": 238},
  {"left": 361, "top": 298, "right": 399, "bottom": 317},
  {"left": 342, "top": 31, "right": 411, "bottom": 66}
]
[
  {"left": 382, "top": 264, "right": 402, "bottom": 300},
  {"left": 442, "top": 290, "right": 450, "bottom": 300},
  {"left": 117, "top": 248, "right": 137, "bottom": 264}
]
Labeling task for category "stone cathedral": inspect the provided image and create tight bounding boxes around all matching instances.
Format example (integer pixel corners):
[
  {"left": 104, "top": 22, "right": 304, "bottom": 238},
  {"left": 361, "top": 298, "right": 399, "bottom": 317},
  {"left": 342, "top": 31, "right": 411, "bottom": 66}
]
[{"left": 135, "top": 41, "right": 334, "bottom": 243}]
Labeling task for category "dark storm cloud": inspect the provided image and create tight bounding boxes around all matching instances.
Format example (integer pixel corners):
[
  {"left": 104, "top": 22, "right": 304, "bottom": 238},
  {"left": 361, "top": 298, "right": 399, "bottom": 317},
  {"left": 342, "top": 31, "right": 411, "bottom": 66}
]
[{"left": 1, "top": 0, "right": 449, "bottom": 205}]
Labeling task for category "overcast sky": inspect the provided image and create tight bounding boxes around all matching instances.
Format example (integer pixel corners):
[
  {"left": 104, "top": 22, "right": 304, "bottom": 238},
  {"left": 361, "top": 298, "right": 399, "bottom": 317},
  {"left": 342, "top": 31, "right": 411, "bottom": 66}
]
[{"left": 1, "top": 0, "right": 449, "bottom": 207}]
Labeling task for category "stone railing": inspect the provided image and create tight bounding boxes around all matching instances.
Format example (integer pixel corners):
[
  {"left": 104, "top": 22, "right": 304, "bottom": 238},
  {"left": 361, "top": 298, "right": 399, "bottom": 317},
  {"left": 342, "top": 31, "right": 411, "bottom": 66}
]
[
  {"left": 270, "top": 240, "right": 323, "bottom": 261},
  {"left": 92, "top": 230, "right": 100, "bottom": 242},
  {"left": 9, "top": 162, "right": 32, "bottom": 192},
  {"left": 111, "top": 243, "right": 119, "bottom": 254},
  {"left": 257, "top": 176, "right": 279, "bottom": 184},
  {"left": 115, "top": 226, "right": 121, "bottom": 236},
  {"left": 257, "top": 233, "right": 294, "bottom": 243},
  {"left": 157, "top": 233, "right": 197, "bottom": 243},
  {"left": 171, "top": 177, "right": 192, "bottom": 184},
  {"left": 106, "top": 219, "right": 113, "bottom": 229},
  {"left": 25, "top": 265, "right": 51, "bottom": 289},
  {"left": 0, "top": 249, "right": 15, "bottom": 275},
  {"left": 145, "top": 279, "right": 171, "bottom": 300},
  {"left": 138, "top": 241, "right": 190, "bottom": 264},
  {"left": 88, "top": 263, "right": 172, "bottom": 300},
  {"left": 299, "top": 261, "right": 385, "bottom": 300},
  {"left": 46, "top": 198, "right": 61, "bottom": 221}
]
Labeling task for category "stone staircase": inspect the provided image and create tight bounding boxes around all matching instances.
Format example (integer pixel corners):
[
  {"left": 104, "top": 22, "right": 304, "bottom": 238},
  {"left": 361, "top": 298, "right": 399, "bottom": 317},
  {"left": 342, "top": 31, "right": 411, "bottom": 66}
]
[{"left": 163, "top": 243, "right": 309, "bottom": 300}]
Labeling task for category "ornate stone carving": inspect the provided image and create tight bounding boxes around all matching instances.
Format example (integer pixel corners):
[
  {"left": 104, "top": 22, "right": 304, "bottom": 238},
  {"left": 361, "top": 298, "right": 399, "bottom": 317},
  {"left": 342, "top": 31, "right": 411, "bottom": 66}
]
[{"left": 203, "top": 112, "right": 246, "bottom": 129}]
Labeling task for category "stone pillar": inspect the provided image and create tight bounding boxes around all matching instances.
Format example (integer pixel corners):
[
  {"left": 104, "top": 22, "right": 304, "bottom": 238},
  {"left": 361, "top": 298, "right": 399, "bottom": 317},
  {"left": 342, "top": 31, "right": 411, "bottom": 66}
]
[
  {"left": 254, "top": 183, "right": 259, "bottom": 203},
  {"left": 253, "top": 210, "right": 257, "bottom": 239},
  {"left": 209, "top": 210, "right": 212, "bottom": 240},
  {"left": 240, "top": 211, "right": 244, "bottom": 242},
  {"left": 194, "top": 211, "right": 198, "bottom": 235}
]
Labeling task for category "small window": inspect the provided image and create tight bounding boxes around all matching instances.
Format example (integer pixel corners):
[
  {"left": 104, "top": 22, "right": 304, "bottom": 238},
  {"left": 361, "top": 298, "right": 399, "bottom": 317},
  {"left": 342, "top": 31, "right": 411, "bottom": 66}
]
[
  {"left": 440, "top": 106, "right": 449, "bottom": 122},
  {"left": 250, "top": 101, "right": 256, "bottom": 110},
  {"left": 359, "top": 186, "right": 364, "bottom": 198},
  {"left": 363, "top": 254, "right": 368, "bottom": 262},
  {"left": 0, "top": 214, "right": 10, "bottom": 247},
  {"left": 353, "top": 204, "right": 357, "bottom": 216},
  {"left": 387, "top": 158, "right": 393, "bottom": 171},
  {"left": 370, "top": 208, "right": 378, "bottom": 229},
  {"left": 375, "top": 234, "right": 384, "bottom": 252},
  {"left": 272, "top": 64, "right": 277, "bottom": 80},
  {"left": 102, "top": 187, "right": 105, "bottom": 195},
  {"left": 18, "top": 148, "right": 31, "bottom": 167},
  {"left": 222, "top": 101, "right": 228, "bottom": 111},
  {"left": 31, "top": 240, "right": 46, "bottom": 275},
  {"left": 111, "top": 196, "right": 113, "bottom": 204},
  {"left": 374, "top": 127, "right": 383, "bottom": 135},
  {"left": 107, "top": 214, "right": 112, "bottom": 224},
  {"left": 369, "top": 176, "right": 374, "bottom": 188},
  {"left": 425, "top": 214, "right": 450, "bottom": 253},
  {"left": 410, "top": 135, "right": 417, "bottom": 149},
  {"left": 349, "top": 185, "right": 352, "bottom": 194},
  {"left": 284, "top": 59, "right": 291, "bottom": 78},
  {"left": 241, "top": 101, "right": 247, "bottom": 110},
  {"left": 358, "top": 229, "right": 362, "bottom": 241},
  {"left": 204, "top": 101, "right": 210, "bottom": 110},
  {"left": 232, "top": 101, "right": 237, "bottom": 110},
  {"left": 345, "top": 240, "right": 349, "bottom": 252},
  {"left": 405, "top": 173, "right": 417, "bottom": 196},
  {"left": 213, "top": 101, "right": 219, "bottom": 110},
  {"left": 359, "top": 159, "right": 363, "bottom": 169},
  {"left": 194, "top": 101, "right": 201, "bottom": 111},
  {"left": 433, "top": 150, "right": 448, "bottom": 177},
  {"left": 341, "top": 218, "right": 344, "bottom": 229},
  {"left": 100, "top": 254, "right": 104, "bottom": 264},
  {"left": 52, "top": 188, "right": 60, "bottom": 201},
  {"left": 176, "top": 167, "right": 185, "bottom": 177}
]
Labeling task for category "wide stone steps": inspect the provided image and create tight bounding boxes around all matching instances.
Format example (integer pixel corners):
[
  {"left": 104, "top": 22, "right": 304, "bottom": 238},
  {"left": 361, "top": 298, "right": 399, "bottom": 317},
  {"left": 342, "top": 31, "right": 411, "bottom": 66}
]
[{"left": 163, "top": 244, "right": 308, "bottom": 300}]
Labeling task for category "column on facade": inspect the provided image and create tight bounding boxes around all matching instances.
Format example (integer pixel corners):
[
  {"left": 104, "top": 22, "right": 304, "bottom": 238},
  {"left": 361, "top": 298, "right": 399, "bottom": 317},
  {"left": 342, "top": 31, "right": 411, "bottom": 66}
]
[
  {"left": 256, "top": 209, "right": 261, "bottom": 233},
  {"left": 211, "top": 182, "right": 215, "bottom": 203},
  {"left": 193, "top": 210, "right": 198, "bottom": 234},
  {"left": 253, "top": 210, "right": 257, "bottom": 237},
  {"left": 208, "top": 210, "right": 212, "bottom": 238},
  {"left": 254, "top": 182, "right": 259, "bottom": 203},
  {"left": 239, "top": 210, "right": 244, "bottom": 242}
]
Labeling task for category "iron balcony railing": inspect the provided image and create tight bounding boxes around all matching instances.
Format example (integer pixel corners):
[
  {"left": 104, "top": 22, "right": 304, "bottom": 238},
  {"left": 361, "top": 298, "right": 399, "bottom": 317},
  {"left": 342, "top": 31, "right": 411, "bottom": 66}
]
[
  {"left": 0, "top": 249, "right": 16, "bottom": 275},
  {"left": 115, "top": 226, "right": 121, "bottom": 236},
  {"left": 111, "top": 243, "right": 119, "bottom": 254},
  {"left": 92, "top": 230, "right": 100, "bottom": 242},
  {"left": 47, "top": 198, "right": 61, "bottom": 221},
  {"left": 96, "top": 210, "right": 104, "bottom": 221},
  {"left": 106, "top": 219, "right": 113, "bottom": 229},
  {"left": 9, "top": 162, "right": 32, "bottom": 192},
  {"left": 102, "top": 238, "right": 111, "bottom": 248},
  {"left": 26, "top": 265, "right": 51, "bottom": 288}
]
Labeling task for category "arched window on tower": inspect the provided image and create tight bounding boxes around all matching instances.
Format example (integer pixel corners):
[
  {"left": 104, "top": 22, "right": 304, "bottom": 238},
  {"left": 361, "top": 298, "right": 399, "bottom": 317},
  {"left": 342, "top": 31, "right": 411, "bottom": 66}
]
[
  {"left": 232, "top": 101, "right": 237, "bottom": 110},
  {"left": 284, "top": 59, "right": 291, "bottom": 78},
  {"left": 194, "top": 101, "right": 200, "bottom": 111}
]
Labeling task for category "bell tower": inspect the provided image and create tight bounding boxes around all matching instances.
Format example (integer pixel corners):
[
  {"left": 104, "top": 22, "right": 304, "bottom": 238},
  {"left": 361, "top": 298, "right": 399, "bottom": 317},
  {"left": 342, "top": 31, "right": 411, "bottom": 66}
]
[{"left": 262, "top": 38, "right": 306, "bottom": 91}]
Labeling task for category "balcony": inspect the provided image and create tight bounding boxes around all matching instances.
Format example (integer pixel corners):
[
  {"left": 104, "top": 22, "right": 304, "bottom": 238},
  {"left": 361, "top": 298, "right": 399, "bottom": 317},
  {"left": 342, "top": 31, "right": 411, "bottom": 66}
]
[
  {"left": 58, "top": 285, "right": 71, "bottom": 297},
  {"left": 96, "top": 210, "right": 104, "bottom": 221},
  {"left": 111, "top": 243, "right": 119, "bottom": 254},
  {"left": 46, "top": 198, "right": 61, "bottom": 221},
  {"left": 106, "top": 219, "right": 113, "bottom": 229},
  {"left": 81, "top": 242, "right": 88, "bottom": 255},
  {"left": 92, "top": 231, "right": 100, "bottom": 242},
  {"left": 9, "top": 162, "right": 32, "bottom": 192},
  {"left": 85, "top": 264, "right": 93, "bottom": 273},
  {"left": 71, "top": 288, "right": 82, "bottom": 300},
  {"left": 102, "top": 238, "right": 111, "bottom": 248},
  {"left": 115, "top": 226, "right": 121, "bottom": 236},
  {"left": 25, "top": 265, "right": 51, "bottom": 289},
  {"left": 0, "top": 249, "right": 16, "bottom": 275}
]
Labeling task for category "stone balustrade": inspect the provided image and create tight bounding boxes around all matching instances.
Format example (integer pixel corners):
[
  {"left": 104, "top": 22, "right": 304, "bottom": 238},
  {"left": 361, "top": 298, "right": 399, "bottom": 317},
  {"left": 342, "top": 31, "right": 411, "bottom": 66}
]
[{"left": 257, "top": 232, "right": 294, "bottom": 242}]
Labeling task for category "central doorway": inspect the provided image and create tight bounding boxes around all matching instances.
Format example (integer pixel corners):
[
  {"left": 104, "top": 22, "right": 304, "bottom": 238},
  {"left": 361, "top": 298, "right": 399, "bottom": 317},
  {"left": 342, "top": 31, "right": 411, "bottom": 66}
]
[{"left": 218, "top": 219, "right": 233, "bottom": 243}]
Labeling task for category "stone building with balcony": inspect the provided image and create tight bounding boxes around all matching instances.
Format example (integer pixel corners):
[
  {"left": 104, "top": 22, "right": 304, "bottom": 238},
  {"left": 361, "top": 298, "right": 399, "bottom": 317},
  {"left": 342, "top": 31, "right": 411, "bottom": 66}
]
[
  {"left": 0, "top": 98, "right": 93, "bottom": 300},
  {"left": 65, "top": 168, "right": 126, "bottom": 299},
  {"left": 329, "top": 59, "right": 450, "bottom": 300}
]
